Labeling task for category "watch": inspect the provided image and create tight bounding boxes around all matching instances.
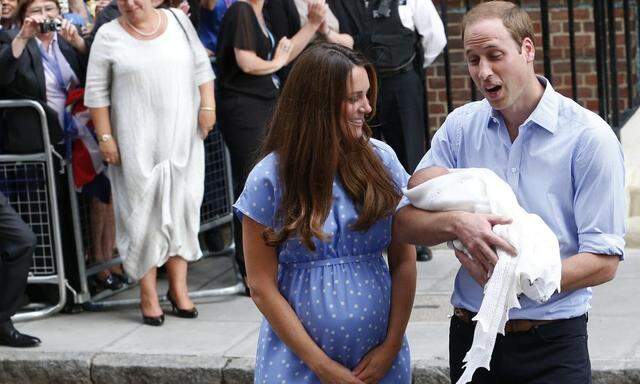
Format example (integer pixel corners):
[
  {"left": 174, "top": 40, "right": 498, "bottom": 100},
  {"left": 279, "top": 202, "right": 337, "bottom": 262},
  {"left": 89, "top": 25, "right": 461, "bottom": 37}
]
[{"left": 99, "top": 134, "right": 112, "bottom": 143}]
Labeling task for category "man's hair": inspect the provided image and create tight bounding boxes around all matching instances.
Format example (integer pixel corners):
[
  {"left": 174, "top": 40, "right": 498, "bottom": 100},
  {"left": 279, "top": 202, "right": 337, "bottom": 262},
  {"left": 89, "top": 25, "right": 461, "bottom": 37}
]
[
  {"left": 260, "top": 43, "right": 401, "bottom": 251},
  {"left": 16, "top": 0, "right": 60, "bottom": 22},
  {"left": 461, "top": 1, "right": 535, "bottom": 49}
]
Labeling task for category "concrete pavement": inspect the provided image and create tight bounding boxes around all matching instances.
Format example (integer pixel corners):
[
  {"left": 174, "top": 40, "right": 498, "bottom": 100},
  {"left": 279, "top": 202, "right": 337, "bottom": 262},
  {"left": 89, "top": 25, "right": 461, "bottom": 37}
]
[{"left": 1, "top": 248, "right": 639, "bottom": 384}]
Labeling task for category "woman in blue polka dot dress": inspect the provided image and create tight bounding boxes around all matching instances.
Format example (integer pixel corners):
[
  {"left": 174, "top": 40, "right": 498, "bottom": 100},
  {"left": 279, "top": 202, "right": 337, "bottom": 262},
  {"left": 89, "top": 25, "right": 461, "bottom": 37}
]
[{"left": 234, "top": 43, "right": 416, "bottom": 384}]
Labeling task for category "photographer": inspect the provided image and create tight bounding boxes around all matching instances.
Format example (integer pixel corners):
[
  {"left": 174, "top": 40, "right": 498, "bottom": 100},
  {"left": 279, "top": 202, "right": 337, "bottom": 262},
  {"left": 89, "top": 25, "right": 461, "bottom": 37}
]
[{"left": 0, "top": 0, "right": 87, "bottom": 153}]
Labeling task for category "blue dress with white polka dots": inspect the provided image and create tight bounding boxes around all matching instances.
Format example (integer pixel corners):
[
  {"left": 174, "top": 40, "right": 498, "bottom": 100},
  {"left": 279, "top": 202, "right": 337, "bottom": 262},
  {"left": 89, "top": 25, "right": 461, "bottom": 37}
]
[{"left": 234, "top": 139, "right": 412, "bottom": 383}]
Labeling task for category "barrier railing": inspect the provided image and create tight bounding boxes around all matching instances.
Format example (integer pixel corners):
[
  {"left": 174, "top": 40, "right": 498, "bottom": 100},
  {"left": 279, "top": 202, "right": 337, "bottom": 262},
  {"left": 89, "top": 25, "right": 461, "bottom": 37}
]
[{"left": 0, "top": 100, "right": 67, "bottom": 322}]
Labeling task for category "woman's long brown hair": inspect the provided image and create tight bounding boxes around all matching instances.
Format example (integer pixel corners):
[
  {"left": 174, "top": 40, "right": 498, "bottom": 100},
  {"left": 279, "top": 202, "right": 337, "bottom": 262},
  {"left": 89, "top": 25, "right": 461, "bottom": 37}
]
[{"left": 261, "top": 43, "right": 401, "bottom": 251}]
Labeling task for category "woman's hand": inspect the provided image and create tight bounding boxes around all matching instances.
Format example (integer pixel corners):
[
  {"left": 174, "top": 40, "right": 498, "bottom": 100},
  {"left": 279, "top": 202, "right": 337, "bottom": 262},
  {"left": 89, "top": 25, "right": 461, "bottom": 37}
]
[
  {"left": 319, "top": 20, "right": 330, "bottom": 36},
  {"left": 306, "top": 0, "right": 326, "bottom": 28},
  {"left": 16, "top": 14, "right": 45, "bottom": 41},
  {"left": 59, "top": 19, "right": 86, "bottom": 53},
  {"left": 99, "top": 139, "right": 120, "bottom": 166},
  {"left": 352, "top": 342, "right": 399, "bottom": 383},
  {"left": 272, "top": 37, "right": 292, "bottom": 68},
  {"left": 315, "top": 359, "right": 366, "bottom": 384},
  {"left": 198, "top": 108, "right": 216, "bottom": 139}
]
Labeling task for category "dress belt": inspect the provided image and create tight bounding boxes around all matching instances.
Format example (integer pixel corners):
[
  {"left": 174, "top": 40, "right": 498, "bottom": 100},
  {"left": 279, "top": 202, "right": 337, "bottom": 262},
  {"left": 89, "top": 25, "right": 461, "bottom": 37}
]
[{"left": 279, "top": 253, "right": 382, "bottom": 270}]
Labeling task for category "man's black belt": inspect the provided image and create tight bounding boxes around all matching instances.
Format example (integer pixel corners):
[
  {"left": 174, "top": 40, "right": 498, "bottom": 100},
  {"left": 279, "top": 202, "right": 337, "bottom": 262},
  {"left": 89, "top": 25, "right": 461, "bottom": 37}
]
[{"left": 453, "top": 307, "right": 585, "bottom": 334}]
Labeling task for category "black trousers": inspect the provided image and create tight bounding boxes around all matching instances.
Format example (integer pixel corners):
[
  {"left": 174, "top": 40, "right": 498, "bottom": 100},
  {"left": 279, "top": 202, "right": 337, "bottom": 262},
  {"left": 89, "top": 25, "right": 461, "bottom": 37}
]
[
  {"left": 449, "top": 313, "right": 592, "bottom": 384},
  {"left": 217, "top": 92, "right": 276, "bottom": 279},
  {"left": 372, "top": 68, "right": 426, "bottom": 173},
  {"left": 0, "top": 192, "right": 37, "bottom": 322}
]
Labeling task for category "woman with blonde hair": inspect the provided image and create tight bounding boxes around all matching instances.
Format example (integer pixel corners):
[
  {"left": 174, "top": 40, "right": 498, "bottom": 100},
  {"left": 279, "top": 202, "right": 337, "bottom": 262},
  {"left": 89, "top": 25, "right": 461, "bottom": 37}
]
[{"left": 235, "top": 43, "right": 416, "bottom": 383}]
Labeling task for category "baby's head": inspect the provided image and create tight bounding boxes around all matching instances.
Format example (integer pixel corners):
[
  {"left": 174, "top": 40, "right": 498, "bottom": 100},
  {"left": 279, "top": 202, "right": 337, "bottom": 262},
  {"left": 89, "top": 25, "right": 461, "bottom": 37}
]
[{"left": 407, "top": 166, "right": 449, "bottom": 189}]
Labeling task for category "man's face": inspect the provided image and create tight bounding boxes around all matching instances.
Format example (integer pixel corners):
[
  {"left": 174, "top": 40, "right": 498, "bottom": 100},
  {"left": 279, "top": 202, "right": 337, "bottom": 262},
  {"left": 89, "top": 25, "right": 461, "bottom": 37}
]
[{"left": 464, "top": 19, "right": 534, "bottom": 111}]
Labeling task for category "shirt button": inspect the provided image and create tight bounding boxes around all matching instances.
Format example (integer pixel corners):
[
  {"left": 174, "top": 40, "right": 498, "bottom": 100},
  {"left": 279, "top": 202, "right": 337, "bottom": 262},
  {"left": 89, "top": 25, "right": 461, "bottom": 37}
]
[{"left": 511, "top": 167, "right": 518, "bottom": 173}]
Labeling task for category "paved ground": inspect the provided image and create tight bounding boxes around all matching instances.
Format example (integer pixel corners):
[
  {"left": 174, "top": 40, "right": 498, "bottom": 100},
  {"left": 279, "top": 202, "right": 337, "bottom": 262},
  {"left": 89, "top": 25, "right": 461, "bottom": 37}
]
[{"left": 1, "top": 247, "right": 639, "bottom": 384}]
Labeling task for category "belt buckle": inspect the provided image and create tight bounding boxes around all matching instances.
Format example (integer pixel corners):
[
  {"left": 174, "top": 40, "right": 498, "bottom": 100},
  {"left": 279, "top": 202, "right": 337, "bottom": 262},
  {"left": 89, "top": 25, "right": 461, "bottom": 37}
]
[{"left": 453, "top": 308, "right": 473, "bottom": 324}]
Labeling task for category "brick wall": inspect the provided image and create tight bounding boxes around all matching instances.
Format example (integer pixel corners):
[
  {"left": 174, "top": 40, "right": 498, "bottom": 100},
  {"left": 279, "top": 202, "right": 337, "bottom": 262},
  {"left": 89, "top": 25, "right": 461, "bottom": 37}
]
[{"left": 425, "top": 0, "right": 639, "bottom": 135}]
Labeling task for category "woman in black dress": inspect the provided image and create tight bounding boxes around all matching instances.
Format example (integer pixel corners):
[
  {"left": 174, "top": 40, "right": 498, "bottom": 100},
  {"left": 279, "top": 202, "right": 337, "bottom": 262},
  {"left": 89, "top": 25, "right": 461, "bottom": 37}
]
[{"left": 216, "top": 0, "right": 325, "bottom": 285}]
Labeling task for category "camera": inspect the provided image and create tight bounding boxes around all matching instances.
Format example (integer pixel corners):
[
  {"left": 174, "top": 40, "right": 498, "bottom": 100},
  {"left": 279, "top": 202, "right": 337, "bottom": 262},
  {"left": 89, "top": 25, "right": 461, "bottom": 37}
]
[{"left": 39, "top": 19, "right": 62, "bottom": 33}]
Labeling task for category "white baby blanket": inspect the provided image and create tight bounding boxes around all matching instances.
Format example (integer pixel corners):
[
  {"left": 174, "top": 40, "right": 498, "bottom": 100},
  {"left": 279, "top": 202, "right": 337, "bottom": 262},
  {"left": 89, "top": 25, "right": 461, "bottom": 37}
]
[{"left": 404, "top": 168, "right": 562, "bottom": 384}]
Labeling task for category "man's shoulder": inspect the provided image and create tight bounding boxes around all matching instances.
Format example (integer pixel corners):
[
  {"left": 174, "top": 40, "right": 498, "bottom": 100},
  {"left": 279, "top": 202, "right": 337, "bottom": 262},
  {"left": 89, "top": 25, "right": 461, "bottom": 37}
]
[
  {"left": 555, "top": 92, "right": 617, "bottom": 142},
  {"left": 441, "top": 100, "right": 490, "bottom": 131}
]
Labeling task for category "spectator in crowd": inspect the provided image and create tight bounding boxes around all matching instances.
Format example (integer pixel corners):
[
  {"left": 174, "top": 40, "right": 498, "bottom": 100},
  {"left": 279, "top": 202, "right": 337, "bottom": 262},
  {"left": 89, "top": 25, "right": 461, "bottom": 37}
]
[
  {"left": 236, "top": 43, "right": 416, "bottom": 383},
  {"left": 0, "top": 0, "right": 86, "bottom": 297},
  {"left": 64, "top": 0, "right": 94, "bottom": 35},
  {"left": 94, "top": 0, "right": 114, "bottom": 15},
  {"left": 395, "top": 2, "right": 625, "bottom": 383},
  {"left": 86, "top": 176, "right": 123, "bottom": 291},
  {"left": 85, "top": 0, "right": 215, "bottom": 326},
  {"left": 1, "top": 0, "right": 18, "bottom": 29},
  {"left": 264, "top": 0, "right": 352, "bottom": 84},
  {"left": 292, "top": 0, "right": 351, "bottom": 47},
  {"left": 215, "top": 0, "right": 325, "bottom": 290},
  {"left": 329, "top": 0, "right": 446, "bottom": 262},
  {"left": 86, "top": 0, "right": 120, "bottom": 48},
  {"left": 0, "top": 0, "right": 87, "bottom": 153},
  {"left": 198, "top": 0, "right": 234, "bottom": 59},
  {"left": 0, "top": 192, "right": 41, "bottom": 348},
  {"left": 85, "top": 0, "right": 189, "bottom": 48}
]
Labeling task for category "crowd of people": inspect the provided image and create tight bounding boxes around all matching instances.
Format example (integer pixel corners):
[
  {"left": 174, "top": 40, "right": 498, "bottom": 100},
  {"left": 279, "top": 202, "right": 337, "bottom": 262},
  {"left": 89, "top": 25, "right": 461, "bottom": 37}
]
[{"left": 0, "top": 1, "right": 627, "bottom": 384}]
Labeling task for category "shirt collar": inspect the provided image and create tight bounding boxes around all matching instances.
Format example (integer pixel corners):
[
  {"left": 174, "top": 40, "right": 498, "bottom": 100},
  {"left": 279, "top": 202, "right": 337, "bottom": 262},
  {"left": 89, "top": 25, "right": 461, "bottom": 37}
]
[
  {"left": 486, "top": 76, "right": 559, "bottom": 134},
  {"left": 35, "top": 32, "right": 58, "bottom": 55}
]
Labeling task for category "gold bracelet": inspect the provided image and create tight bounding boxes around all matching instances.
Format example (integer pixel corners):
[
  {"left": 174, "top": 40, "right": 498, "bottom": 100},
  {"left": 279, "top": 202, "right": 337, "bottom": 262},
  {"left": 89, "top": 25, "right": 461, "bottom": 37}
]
[{"left": 200, "top": 106, "right": 216, "bottom": 112}]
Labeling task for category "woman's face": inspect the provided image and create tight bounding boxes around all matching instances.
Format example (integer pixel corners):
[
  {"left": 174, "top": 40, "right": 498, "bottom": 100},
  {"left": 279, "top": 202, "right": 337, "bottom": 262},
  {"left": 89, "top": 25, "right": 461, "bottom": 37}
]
[
  {"left": 117, "top": 0, "right": 151, "bottom": 21},
  {"left": 24, "top": 0, "right": 59, "bottom": 21},
  {"left": 1, "top": 0, "right": 18, "bottom": 19},
  {"left": 342, "top": 66, "right": 372, "bottom": 139}
]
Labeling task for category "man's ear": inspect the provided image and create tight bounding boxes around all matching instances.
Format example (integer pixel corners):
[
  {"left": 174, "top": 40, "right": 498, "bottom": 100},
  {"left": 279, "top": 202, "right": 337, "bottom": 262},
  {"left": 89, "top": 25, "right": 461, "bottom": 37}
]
[{"left": 521, "top": 37, "right": 536, "bottom": 63}]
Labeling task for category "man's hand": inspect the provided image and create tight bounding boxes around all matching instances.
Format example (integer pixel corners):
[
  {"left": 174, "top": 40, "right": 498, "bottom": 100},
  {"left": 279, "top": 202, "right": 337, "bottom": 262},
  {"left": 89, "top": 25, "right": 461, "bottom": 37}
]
[
  {"left": 455, "top": 249, "right": 490, "bottom": 286},
  {"left": 453, "top": 212, "right": 516, "bottom": 278}
]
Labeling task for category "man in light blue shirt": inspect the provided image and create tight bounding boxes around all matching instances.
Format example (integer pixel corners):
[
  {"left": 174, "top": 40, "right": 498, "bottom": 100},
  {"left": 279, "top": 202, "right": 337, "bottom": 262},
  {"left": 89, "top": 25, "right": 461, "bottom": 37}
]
[{"left": 395, "top": 2, "right": 625, "bottom": 383}]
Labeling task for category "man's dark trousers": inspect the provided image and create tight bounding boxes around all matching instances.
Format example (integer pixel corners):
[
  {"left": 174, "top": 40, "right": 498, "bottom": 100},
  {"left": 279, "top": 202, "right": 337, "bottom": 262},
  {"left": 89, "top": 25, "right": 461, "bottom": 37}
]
[
  {"left": 372, "top": 68, "right": 426, "bottom": 173},
  {"left": 449, "top": 314, "right": 592, "bottom": 384},
  {"left": 0, "top": 192, "right": 36, "bottom": 322}
]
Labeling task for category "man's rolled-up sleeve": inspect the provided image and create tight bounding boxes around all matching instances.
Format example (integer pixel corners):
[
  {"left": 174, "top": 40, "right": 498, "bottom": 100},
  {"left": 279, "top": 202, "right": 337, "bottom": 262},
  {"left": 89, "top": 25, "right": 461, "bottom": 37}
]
[{"left": 573, "top": 123, "right": 626, "bottom": 259}]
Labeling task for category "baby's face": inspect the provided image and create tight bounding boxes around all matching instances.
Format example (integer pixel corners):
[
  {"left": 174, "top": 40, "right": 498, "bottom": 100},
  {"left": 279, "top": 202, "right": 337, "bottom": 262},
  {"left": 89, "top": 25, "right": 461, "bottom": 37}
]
[{"left": 408, "top": 166, "right": 449, "bottom": 189}]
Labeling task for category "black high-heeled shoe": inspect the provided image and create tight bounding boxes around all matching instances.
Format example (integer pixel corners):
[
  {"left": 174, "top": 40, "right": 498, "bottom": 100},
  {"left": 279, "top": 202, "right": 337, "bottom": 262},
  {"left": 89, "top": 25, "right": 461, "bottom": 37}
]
[
  {"left": 142, "top": 312, "right": 165, "bottom": 326},
  {"left": 140, "top": 302, "right": 164, "bottom": 326},
  {"left": 166, "top": 290, "right": 198, "bottom": 318}
]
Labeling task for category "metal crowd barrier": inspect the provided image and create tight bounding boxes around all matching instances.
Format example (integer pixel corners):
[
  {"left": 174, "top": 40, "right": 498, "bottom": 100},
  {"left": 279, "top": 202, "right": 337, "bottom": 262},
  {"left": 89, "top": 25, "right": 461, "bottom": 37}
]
[
  {"left": 0, "top": 100, "right": 67, "bottom": 322},
  {"left": 70, "top": 128, "right": 244, "bottom": 310}
]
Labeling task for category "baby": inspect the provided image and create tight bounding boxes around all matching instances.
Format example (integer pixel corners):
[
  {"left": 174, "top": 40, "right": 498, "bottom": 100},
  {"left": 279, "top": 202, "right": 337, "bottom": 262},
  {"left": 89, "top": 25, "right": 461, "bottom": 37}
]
[
  {"left": 407, "top": 166, "right": 450, "bottom": 189},
  {"left": 404, "top": 166, "right": 562, "bottom": 384}
]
